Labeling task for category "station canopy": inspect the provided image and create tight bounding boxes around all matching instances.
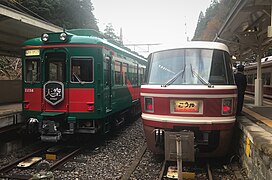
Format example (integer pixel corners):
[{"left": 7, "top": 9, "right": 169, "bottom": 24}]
[
  {"left": 214, "top": 0, "right": 272, "bottom": 61},
  {"left": 0, "top": 4, "right": 62, "bottom": 57}
]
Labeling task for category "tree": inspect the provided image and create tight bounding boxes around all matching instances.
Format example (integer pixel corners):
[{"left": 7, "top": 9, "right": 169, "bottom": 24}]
[
  {"left": 193, "top": 11, "right": 205, "bottom": 40},
  {"left": 103, "top": 23, "right": 121, "bottom": 43},
  {"left": 7, "top": 0, "right": 99, "bottom": 30},
  {"left": 192, "top": 0, "right": 237, "bottom": 41}
]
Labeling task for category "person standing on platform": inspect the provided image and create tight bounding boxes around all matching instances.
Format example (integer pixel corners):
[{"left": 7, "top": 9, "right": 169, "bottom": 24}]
[{"left": 234, "top": 64, "right": 247, "bottom": 116}]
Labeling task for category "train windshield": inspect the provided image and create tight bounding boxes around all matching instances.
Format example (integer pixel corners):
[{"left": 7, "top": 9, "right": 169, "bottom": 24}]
[
  {"left": 25, "top": 59, "right": 40, "bottom": 83},
  {"left": 147, "top": 49, "right": 234, "bottom": 85}
]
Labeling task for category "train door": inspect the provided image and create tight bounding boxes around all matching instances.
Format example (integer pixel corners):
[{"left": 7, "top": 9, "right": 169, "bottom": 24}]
[
  {"left": 43, "top": 52, "right": 68, "bottom": 112},
  {"left": 69, "top": 57, "right": 94, "bottom": 112},
  {"left": 104, "top": 56, "right": 112, "bottom": 112}
]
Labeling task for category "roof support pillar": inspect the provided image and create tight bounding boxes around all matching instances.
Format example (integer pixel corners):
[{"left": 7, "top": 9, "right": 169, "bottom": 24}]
[
  {"left": 254, "top": 54, "right": 263, "bottom": 106},
  {"left": 269, "top": 5, "right": 272, "bottom": 37}
]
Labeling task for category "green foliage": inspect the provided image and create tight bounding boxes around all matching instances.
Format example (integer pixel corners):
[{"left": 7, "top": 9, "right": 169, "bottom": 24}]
[
  {"left": 14, "top": 0, "right": 99, "bottom": 30},
  {"left": 103, "top": 23, "right": 122, "bottom": 44}
]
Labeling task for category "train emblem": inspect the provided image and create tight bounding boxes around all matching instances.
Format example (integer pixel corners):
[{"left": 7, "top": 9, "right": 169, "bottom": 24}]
[{"left": 43, "top": 81, "right": 64, "bottom": 105}]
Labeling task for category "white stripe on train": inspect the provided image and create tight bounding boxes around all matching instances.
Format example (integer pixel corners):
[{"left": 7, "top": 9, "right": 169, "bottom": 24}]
[{"left": 142, "top": 113, "right": 236, "bottom": 124}]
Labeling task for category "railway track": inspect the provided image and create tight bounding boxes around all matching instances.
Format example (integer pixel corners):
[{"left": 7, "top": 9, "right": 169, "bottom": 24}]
[
  {"left": 157, "top": 159, "right": 246, "bottom": 180},
  {"left": 0, "top": 145, "right": 81, "bottom": 179}
]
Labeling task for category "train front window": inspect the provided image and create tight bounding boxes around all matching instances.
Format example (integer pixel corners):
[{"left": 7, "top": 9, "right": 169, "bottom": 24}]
[
  {"left": 148, "top": 49, "right": 234, "bottom": 85},
  {"left": 45, "top": 53, "right": 66, "bottom": 82},
  {"left": 25, "top": 59, "right": 40, "bottom": 83},
  {"left": 71, "top": 58, "right": 93, "bottom": 83}
]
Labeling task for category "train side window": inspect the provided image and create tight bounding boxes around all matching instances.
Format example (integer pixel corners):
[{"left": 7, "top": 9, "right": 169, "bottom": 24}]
[
  {"left": 25, "top": 59, "right": 40, "bottom": 83},
  {"left": 114, "top": 61, "right": 122, "bottom": 85},
  {"left": 139, "top": 67, "right": 145, "bottom": 85},
  {"left": 71, "top": 58, "right": 93, "bottom": 83},
  {"left": 104, "top": 57, "right": 111, "bottom": 86},
  {"left": 263, "top": 73, "right": 271, "bottom": 85},
  {"left": 123, "top": 63, "right": 128, "bottom": 85},
  {"left": 129, "top": 64, "right": 137, "bottom": 85},
  {"left": 247, "top": 74, "right": 253, "bottom": 84},
  {"left": 266, "top": 73, "right": 271, "bottom": 85}
]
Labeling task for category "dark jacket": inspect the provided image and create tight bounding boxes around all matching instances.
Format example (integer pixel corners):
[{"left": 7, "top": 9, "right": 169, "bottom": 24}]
[{"left": 234, "top": 72, "right": 247, "bottom": 94}]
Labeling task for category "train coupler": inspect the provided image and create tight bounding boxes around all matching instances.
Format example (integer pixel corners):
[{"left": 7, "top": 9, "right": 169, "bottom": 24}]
[{"left": 40, "top": 120, "right": 61, "bottom": 142}]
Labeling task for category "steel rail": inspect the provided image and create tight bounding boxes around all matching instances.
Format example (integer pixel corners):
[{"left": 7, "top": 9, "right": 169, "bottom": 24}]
[{"left": 49, "top": 147, "right": 82, "bottom": 171}]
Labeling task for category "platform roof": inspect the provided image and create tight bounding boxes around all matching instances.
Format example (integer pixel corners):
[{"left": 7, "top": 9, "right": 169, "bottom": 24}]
[
  {"left": 0, "top": 4, "right": 62, "bottom": 57},
  {"left": 214, "top": 0, "right": 272, "bottom": 61}
]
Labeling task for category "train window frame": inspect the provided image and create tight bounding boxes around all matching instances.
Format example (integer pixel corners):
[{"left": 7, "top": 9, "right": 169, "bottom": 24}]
[
  {"left": 114, "top": 60, "right": 122, "bottom": 86},
  {"left": 45, "top": 52, "right": 66, "bottom": 82},
  {"left": 122, "top": 63, "right": 128, "bottom": 85},
  {"left": 263, "top": 72, "right": 271, "bottom": 86},
  {"left": 139, "top": 67, "right": 145, "bottom": 85},
  {"left": 24, "top": 58, "right": 41, "bottom": 83},
  {"left": 247, "top": 74, "right": 254, "bottom": 84},
  {"left": 129, "top": 63, "right": 138, "bottom": 86},
  {"left": 70, "top": 56, "right": 94, "bottom": 84}
]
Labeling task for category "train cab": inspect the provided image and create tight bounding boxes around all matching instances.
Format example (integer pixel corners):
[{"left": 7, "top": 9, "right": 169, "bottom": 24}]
[{"left": 141, "top": 41, "right": 237, "bottom": 157}]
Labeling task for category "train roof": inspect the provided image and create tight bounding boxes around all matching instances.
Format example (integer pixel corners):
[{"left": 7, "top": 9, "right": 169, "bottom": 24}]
[
  {"left": 22, "top": 29, "right": 147, "bottom": 64},
  {"left": 244, "top": 56, "right": 272, "bottom": 70},
  {"left": 149, "top": 41, "right": 230, "bottom": 54}
]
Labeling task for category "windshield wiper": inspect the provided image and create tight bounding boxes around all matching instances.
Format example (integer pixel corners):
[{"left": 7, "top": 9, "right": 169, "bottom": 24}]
[
  {"left": 72, "top": 72, "right": 84, "bottom": 84},
  {"left": 161, "top": 65, "right": 186, "bottom": 87},
  {"left": 190, "top": 64, "right": 213, "bottom": 87}
]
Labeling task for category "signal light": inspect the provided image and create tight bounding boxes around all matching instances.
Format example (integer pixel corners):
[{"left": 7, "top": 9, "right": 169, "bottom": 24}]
[
  {"left": 222, "top": 98, "right": 232, "bottom": 115},
  {"left": 144, "top": 97, "right": 154, "bottom": 112}
]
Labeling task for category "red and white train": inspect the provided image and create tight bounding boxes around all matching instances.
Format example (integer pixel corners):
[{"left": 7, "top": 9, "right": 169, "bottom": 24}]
[
  {"left": 244, "top": 56, "right": 272, "bottom": 98},
  {"left": 141, "top": 41, "right": 237, "bottom": 158}
]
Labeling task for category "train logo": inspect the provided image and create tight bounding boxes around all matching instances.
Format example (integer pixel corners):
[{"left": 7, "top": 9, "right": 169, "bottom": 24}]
[{"left": 43, "top": 81, "right": 64, "bottom": 105}]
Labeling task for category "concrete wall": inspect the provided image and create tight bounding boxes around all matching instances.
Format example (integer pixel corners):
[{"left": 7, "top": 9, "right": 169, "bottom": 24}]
[{"left": 0, "top": 80, "right": 22, "bottom": 104}]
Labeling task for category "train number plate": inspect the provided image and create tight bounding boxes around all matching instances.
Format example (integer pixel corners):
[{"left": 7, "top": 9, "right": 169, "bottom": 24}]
[{"left": 174, "top": 100, "right": 199, "bottom": 112}]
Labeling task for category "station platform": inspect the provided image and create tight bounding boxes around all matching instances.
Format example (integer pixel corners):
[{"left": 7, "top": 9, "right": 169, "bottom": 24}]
[
  {"left": 237, "top": 96, "right": 272, "bottom": 179},
  {"left": 0, "top": 103, "right": 22, "bottom": 133}
]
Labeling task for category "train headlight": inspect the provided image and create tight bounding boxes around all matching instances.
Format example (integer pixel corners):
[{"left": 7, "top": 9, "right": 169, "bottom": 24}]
[
  {"left": 59, "top": 33, "right": 67, "bottom": 41},
  {"left": 222, "top": 98, "right": 233, "bottom": 115},
  {"left": 144, "top": 97, "right": 154, "bottom": 112},
  {"left": 41, "top": 33, "right": 49, "bottom": 42}
]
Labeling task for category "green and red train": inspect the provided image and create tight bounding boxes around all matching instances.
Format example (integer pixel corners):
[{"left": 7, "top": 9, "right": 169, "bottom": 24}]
[{"left": 22, "top": 29, "right": 147, "bottom": 142}]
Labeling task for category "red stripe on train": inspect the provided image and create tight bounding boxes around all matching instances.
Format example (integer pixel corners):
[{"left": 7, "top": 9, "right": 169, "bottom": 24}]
[{"left": 142, "top": 119, "right": 234, "bottom": 131}]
